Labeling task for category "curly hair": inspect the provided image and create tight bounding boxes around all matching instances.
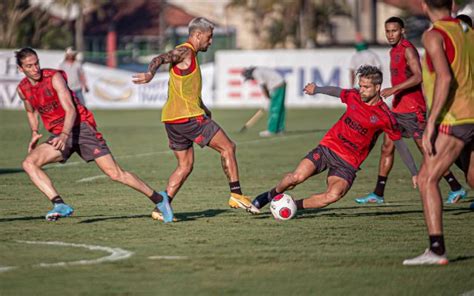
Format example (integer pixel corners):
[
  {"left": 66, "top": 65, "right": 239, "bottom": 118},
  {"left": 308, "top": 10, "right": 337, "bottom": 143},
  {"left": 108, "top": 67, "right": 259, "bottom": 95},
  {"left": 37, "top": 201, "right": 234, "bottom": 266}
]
[
  {"left": 15, "top": 47, "right": 37, "bottom": 66},
  {"left": 356, "top": 65, "right": 383, "bottom": 85}
]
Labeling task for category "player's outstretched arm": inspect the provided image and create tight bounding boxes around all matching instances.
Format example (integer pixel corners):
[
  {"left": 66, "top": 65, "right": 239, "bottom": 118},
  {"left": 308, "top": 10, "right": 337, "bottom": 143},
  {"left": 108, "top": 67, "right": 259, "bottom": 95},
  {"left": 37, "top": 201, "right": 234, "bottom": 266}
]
[
  {"left": 132, "top": 47, "right": 190, "bottom": 84},
  {"left": 304, "top": 82, "right": 342, "bottom": 97},
  {"left": 393, "top": 139, "right": 418, "bottom": 188}
]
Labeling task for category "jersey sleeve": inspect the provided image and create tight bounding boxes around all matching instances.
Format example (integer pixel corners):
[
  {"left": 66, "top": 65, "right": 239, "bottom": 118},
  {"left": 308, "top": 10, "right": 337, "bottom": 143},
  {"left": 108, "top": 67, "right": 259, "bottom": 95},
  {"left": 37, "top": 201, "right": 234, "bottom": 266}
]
[
  {"left": 383, "top": 112, "right": 402, "bottom": 141},
  {"left": 339, "top": 88, "right": 357, "bottom": 104}
]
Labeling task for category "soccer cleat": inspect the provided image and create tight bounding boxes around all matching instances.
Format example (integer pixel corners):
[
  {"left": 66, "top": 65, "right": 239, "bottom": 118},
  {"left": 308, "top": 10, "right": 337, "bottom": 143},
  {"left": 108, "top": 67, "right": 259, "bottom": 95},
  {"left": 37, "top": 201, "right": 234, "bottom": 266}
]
[
  {"left": 155, "top": 191, "right": 174, "bottom": 223},
  {"left": 403, "top": 249, "right": 449, "bottom": 266},
  {"left": 354, "top": 192, "right": 384, "bottom": 204},
  {"left": 229, "top": 193, "right": 260, "bottom": 214},
  {"left": 252, "top": 191, "right": 271, "bottom": 209},
  {"left": 151, "top": 209, "right": 178, "bottom": 222},
  {"left": 445, "top": 188, "right": 467, "bottom": 204},
  {"left": 45, "top": 203, "right": 74, "bottom": 221}
]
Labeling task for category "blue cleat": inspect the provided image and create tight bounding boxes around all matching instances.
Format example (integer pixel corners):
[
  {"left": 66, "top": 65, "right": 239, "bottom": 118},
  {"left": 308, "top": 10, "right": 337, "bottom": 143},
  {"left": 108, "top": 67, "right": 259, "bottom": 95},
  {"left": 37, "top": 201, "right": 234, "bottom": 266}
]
[
  {"left": 45, "top": 203, "right": 74, "bottom": 221},
  {"left": 355, "top": 192, "right": 384, "bottom": 204},
  {"left": 156, "top": 191, "right": 174, "bottom": 223},
  {"left": 446, "top": 188, "right": 467, "bottom": 204}
]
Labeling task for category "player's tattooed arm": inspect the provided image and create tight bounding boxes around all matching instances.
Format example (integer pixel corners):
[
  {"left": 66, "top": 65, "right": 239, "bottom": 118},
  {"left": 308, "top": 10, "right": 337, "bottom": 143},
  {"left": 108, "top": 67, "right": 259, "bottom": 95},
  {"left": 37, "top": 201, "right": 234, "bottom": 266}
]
[
  {"left": 148, "top": 47, "right": 190, "bottom": 75},
  {"left": 132, "top": 47, "right": 190, "bottom": 84}
]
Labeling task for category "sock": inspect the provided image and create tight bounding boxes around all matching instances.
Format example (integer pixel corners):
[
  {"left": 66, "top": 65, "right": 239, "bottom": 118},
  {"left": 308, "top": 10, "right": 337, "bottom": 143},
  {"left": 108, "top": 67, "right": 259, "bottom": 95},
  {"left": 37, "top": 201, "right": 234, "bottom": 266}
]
[
  {"left": 51, "top": 196, "right": 64, "bottom": 205},
  {"left": 373, "top": 175, "right": 388, "bottom": 197},
  {"left": 443, "top": 172, "right": 462, "bottom": 191},
  {"left": 229, "top": 181, "right": 242, "bottom": 195},
  {"left": 149, "top": 191, "right": 163, "bottom": 204},
  {"left": 429, "top": 235, "right": 446, "bottom": 256}
]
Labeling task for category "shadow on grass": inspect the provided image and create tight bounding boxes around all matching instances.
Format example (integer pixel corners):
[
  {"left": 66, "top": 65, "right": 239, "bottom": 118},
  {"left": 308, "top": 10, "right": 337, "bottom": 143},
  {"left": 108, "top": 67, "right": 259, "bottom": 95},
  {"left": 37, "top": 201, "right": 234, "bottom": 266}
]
[
  {"left": 450, "top": 255, "right": 474, "bottom": 263},
  {"left": 0, "top": 168, "right": 25, "bottom": 175},
  {"left": 0, "top": 216, "right": 44, "bottom": 222},
  {"left": 175, "top": 209, "right": 229, "bottom": 222},
  {"left": 77, "top": 209, "right": 230, "bottom": 224}
]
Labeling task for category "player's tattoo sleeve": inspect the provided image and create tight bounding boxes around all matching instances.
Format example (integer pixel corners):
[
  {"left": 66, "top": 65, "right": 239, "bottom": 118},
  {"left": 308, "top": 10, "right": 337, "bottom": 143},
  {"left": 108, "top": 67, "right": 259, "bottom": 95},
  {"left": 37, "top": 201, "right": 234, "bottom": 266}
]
[
  {"left": 394, "top": 139, "right": 418, "bottom": 176},
  {"left": 148, "top": 47, "right": 189, "bottom": 75},
  {"left": 315, "top": 86, "right": 343, "bottom": 97}
]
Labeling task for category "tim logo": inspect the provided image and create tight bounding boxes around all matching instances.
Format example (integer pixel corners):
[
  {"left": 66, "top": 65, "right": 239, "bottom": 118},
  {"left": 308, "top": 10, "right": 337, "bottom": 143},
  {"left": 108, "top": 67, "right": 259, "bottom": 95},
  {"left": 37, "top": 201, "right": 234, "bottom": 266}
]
[{"left": 370, "top": 115, "right": 379, "bottom": 124}]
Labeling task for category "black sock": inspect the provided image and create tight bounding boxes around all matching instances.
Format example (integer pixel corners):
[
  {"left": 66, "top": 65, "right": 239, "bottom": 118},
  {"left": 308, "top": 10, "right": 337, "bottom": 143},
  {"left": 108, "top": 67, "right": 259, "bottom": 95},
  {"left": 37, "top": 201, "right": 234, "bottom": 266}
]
[
  {"left": 373, "top": 175, "right": 388, "bottom": 197},
  {"left": 443, "top": 172, "right": 462, "bottom": 191},
  {"left": 149, "top": 191, "right": 163, "bottom": 204},
  {"left": 51, "top": 196, "right": 64, "bottom": 205},
  {"left": 229, "top": 181, "right": 242, "bottom": 195},
  {"left": 429, "top": 235, "right": 446, "bottom": 256}
]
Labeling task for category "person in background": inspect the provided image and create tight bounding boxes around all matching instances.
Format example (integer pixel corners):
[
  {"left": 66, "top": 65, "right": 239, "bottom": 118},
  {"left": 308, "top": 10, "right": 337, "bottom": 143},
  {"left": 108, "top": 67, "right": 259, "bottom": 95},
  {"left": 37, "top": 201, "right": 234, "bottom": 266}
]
[
  {"left": 349, "top": 34, "right": 382, "bottom": 87},
  {"left": 59, "top": 47, "right": 89, "bottom": 106}
]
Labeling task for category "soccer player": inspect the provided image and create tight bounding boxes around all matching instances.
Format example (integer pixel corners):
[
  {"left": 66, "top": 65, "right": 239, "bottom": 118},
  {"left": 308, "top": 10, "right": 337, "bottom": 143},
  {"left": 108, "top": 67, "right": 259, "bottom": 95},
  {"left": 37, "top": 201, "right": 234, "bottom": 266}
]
[
  {"left": 355, "top": 16, "right": 466, "bottom": 204},
  {"left": 252, "top": 66, "right": 418, "bottom": 212},
  {"left": 132, "top": 17, "right": 259, "bottom": 218},
  {"left": 403, "top": 0, "right": 473, "bottom": 266},
  {"left": 16, "top": 48, "right": 173, "bottom": 222}
]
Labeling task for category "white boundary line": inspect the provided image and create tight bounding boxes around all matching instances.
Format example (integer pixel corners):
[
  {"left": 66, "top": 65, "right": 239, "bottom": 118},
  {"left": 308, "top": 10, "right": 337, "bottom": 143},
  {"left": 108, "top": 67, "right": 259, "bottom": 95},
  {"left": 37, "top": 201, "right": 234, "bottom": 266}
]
[
  {"left": 0, "top": 266, "right": 17, "bottom": 273},
  {"left": 17, "top": 240, "right": 133, "bottom": 267},
  {"left": 74, "top": 133, "right": 310, "bottom": 183},
  {"left": 148, "top": 255, "right": 188, "bottom": 260}
]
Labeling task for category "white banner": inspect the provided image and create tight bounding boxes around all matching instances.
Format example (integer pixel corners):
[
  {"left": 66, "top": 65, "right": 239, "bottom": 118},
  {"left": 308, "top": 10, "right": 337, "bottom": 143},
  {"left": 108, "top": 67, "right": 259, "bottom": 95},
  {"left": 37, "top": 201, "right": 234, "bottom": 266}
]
[
  {"left": 215, "top": 49, "right": 394, "bottom": 107},
  {"left": 0, "top": 49, "right": 214, "bottom": 109}
]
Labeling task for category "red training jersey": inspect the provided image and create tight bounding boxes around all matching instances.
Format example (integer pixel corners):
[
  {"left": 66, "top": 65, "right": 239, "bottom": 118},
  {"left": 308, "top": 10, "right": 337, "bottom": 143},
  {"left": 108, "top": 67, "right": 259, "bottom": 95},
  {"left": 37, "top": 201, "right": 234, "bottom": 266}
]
[
  {"left": 18, "top": 69, "right": 98, "bottom": 135},
  {"left": 389, "top": 39, "right": 426, "bottom": 114},
  {"left": 319, "top": 89, "right": 402, "bottom": 169}
]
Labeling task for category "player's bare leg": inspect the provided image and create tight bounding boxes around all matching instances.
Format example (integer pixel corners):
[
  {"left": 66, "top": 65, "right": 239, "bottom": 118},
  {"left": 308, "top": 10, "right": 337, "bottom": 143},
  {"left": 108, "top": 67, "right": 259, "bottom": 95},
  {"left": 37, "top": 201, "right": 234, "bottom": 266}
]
[
  {"left": 275, "top": 159, "right": 316, "bottom": 193},
  {"left": 95, "top": 154, "right": 155, "bottom": 197},
  {"left": 208, "top": 129, "right": 258, "bottom": 212},
  {"left": 166, "top": 148, "right": 194, "bottom": 199},
  {"left": 22, "top": 143, "right": 64, "bottom": 200},
  {"left": 414, "top": 137, "right": 467, "bottom": 203},
  {"left": 355, "top": 134, "right": 393, "bottom": 204},
  {"left": 296, "top": 176, "right": 350, "bottom": 209},
  {"left": 22, "top": 143, "right": 74, "bottom": 220},
  {"left": 416, "top": 133, "right": 464, "bottom": 257}
]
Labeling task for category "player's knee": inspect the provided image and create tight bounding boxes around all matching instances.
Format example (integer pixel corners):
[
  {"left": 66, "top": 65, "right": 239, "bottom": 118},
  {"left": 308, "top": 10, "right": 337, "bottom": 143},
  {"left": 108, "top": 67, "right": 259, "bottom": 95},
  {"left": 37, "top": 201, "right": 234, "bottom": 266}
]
[
  {"left": 222, "top": 141, "right": 236, "bottom": 155},
  {"left": 22, "top": 157, "right": 38, "bottom": 173},
  {"left": 289, "top": 172, "right": 306, "bottom": 185},
  {"left": 107, "top": 168, "right": 124, "bottom": 182},
  {"left": 179, "top": 163, "right": 193, "bottom": 175},
  {"left": 381, "top": 142, "right": 394, "bottom": 156},
  {"left": 322, "top": 191, "right": 344, "bottom": 206}
]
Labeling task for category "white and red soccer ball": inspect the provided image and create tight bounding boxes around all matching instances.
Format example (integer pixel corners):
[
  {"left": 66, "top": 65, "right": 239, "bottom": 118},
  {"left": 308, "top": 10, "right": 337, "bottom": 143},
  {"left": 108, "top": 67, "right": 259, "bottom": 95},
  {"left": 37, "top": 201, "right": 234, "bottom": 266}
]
[{"left": 270, "top": 193, "right": 297, "bottom": 220}]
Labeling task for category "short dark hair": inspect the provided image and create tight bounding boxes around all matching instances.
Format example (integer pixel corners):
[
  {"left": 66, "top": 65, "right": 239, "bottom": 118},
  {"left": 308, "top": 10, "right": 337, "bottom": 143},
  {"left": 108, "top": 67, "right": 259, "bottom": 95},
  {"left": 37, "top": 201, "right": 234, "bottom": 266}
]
[
  {"left": 15, "top": 47, "right": 37, "bottom": 66},
  {"left": 456, "top": 14, "right": 473, "bottom": 28},
  {"left": 385, "top": 16, "right": 404, "bottom": 28},
  {"left": 423, "top": 0, "right": 452, "bottom": 11},
  {"left": 357, "top": 65, "right": 383, "bottom": 85}
]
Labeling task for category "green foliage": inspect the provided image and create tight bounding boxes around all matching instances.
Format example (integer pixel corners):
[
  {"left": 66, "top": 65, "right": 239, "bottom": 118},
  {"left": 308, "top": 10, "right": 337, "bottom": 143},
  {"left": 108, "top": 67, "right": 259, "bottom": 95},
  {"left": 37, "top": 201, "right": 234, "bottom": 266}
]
[{"left": 1, "top": 109, "right": 473, "bottom": 295}]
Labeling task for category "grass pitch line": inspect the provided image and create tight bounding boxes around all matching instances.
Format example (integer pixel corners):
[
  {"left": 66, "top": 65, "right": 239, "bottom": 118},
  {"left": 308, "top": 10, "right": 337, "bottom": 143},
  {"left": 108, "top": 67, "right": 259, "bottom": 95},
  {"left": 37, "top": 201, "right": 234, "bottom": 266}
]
[
  {"left": 76, "top": 175, "right": 108, "bottom": 183},
  {"left": 16, "top": 240, "right": 133, "bottom": 267},
  {"left": 148, "top": 255, "right": 188, "bottom": 260},
  {"left": 0, "top": 266, "right": 17, "bottom": 273}
]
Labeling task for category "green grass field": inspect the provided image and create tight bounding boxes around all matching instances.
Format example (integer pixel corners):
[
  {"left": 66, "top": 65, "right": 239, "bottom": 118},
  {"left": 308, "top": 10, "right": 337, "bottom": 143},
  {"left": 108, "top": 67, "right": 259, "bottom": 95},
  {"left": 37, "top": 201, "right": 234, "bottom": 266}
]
[{"left": 0, "top": 108, "right": 473, "bottom": 295}]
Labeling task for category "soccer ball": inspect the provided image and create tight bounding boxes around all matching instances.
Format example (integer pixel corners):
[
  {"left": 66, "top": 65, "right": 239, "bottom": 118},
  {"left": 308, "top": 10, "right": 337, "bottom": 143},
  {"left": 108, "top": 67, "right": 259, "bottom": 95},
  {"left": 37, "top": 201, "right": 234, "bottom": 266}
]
[{"left": 270, "top": 193, "right": 297, "bottom": 220}]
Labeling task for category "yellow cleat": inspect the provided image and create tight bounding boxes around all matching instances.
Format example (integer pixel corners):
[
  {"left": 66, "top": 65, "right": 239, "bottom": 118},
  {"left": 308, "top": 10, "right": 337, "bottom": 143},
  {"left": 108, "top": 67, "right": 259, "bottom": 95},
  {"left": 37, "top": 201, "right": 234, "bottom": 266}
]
[
  {"left": 229, "top": 193, "right": 260, "bottom": 214},
  {"left": 151, "top": 208, "right": 178, "bottom": 222}
]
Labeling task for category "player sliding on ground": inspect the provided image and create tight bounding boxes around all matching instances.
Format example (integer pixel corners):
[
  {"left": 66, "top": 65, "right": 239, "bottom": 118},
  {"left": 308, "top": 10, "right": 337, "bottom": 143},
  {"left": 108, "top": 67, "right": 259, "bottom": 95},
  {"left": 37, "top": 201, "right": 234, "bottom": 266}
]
[
  {"left": 132, "top": 17, "right": 259, "bottom": 220},
  {"left": 252, "top": 66, "right": 418, "bottom": 212},
  {"left": 16, "top": 47, "right": 171, "bottom": 222},
  {"left": 355, "top": 16, "right": 466, "bottom": 205}
]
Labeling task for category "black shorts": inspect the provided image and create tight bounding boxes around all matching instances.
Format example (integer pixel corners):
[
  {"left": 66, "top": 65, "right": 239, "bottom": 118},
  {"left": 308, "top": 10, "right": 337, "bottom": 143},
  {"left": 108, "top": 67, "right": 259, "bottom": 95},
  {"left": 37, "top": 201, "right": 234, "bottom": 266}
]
[
  {"left": 439, "top": 124, "right": 474, "bottom": 177},
  {"left": 165, "top": 116, "right": 221, "bottom": 151},
  {"left": 304, "top": 145, "right": 357, "bottom": 187},
  {"left": 47, "top": 122, "right": 111, "bottom": 163},
  {"left": 392, "top": 111, "right": 426, "bottom": 139}
]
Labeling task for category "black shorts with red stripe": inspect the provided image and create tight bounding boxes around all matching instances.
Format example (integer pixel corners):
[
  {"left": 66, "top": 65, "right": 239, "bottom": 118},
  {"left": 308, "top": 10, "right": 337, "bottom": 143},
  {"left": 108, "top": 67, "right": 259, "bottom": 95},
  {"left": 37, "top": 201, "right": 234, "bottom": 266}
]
[{"left": 164, "top": 116, "right": 221, "bottom": 151}]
